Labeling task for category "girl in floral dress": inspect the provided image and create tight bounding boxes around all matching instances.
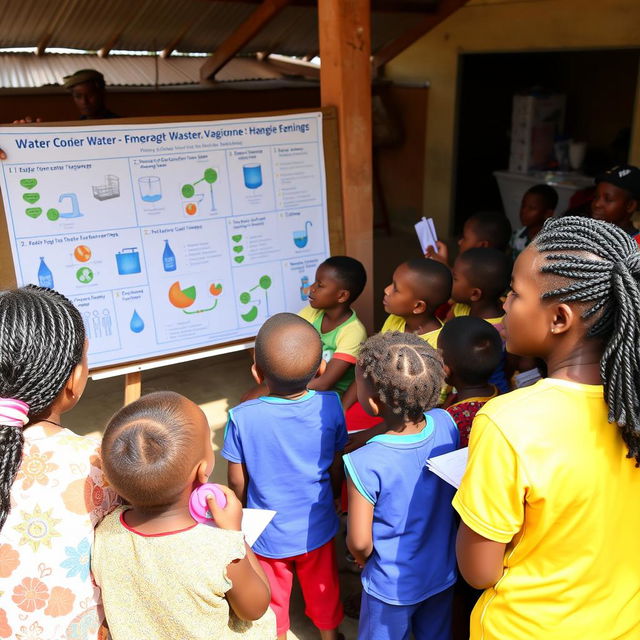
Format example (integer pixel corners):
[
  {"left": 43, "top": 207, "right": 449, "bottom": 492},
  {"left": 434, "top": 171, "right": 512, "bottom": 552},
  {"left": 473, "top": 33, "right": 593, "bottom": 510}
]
[{"left": 0, "top": 286, "right": 117, "bottom": 640}]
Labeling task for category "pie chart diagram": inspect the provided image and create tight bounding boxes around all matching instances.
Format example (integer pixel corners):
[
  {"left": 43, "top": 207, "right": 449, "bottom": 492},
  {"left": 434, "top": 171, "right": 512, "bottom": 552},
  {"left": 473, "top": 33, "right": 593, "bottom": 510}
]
[{"left": 168, "top": 281, "right": 196, "bottom": 308}]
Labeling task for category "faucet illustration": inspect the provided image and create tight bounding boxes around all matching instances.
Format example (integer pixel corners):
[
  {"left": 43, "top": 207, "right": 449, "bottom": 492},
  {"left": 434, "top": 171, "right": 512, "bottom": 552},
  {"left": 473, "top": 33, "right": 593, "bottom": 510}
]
[{"left": 58, "top": 193, "right": 84, "bottom": 218}]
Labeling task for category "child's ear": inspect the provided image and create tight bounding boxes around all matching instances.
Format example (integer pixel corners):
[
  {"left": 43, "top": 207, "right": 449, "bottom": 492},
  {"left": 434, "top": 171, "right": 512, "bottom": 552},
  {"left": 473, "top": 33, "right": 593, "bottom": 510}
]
[
  {"left": 413, "top": 299, "right": 427, "bottom": 314},
  {"left": 625, "top": 198, "right": 638, "bottom": 215},
  {"left": 476, "top": 239, "right": 490, "bottom": 248},
  {"left": 469, "top": 287, "right": 483, "bottom": 303},
  {"left": 196, "top": 459, "right": 210, "bottom": 485},
  {"left": 443, "top": 363, "right": 452, "bottom": 379},
  {"left": 337, "top": 289, "right": 350, "bottom": 304},
  {"left": 550, "top": 302, "right": 574, "bottom": 335},
  {"left": 251, "top": 362, "right": 264, "bottom": 384},
  {"left": 366, "top": 394, "right": 382, "bottom": 416},
  {"left": 314, "top": 359, "right": 327, "bottom": 378}
]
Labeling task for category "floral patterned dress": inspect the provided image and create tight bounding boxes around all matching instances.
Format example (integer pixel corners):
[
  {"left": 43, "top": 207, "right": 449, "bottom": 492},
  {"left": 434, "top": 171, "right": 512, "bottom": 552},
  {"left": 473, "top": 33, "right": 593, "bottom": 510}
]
[{"left": 0, "top": 424, "right": 118, "bottom": 640}]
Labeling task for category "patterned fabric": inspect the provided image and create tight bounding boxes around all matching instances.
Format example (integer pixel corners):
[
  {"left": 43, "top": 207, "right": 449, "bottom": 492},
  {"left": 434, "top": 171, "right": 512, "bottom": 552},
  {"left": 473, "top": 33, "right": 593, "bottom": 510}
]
[
  {"left": 92, "top": 507, "right": 277, "bottom": 639},
  {"left": 446, "top": 389, "right": 498, "bottom": 447},
  {"left": 0, "top": 424, "right": 118, "bottom": 640}
]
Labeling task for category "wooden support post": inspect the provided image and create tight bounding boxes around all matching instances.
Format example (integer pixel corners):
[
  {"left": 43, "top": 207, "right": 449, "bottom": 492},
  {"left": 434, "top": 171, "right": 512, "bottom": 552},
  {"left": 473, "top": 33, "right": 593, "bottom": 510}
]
[
  {"left": 200, "top": 0, "right": 291, "bottom": 82},
  {"left": 319, "top": 0, "right": 374, "bottom": 332},
  {"left": 124, "top": 372, "right": 142, "bottom": 405}
]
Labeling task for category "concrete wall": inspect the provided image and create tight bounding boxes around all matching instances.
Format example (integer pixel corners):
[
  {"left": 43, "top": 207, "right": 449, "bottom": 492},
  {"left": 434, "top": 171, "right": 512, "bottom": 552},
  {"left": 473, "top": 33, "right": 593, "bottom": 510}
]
[{"left": 385, "top": 0, "right": 640, "bottom": 236}]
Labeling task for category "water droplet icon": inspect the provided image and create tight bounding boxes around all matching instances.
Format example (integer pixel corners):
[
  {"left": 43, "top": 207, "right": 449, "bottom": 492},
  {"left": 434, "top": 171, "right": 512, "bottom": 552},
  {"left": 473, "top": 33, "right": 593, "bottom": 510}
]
[{"left": 130, "top": 310, "right": 145, "bottom": 333}]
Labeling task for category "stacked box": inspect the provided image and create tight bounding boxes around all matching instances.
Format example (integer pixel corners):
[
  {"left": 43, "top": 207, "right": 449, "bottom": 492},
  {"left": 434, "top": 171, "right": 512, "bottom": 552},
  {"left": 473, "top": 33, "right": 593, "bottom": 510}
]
[{"left": 509, "top": 94, "right": 566, "bottom": 173}]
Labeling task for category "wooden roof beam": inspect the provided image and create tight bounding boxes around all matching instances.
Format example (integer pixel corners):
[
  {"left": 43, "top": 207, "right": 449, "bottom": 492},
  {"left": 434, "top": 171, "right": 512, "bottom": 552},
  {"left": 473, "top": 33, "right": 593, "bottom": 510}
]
[
  {"left": 202, "top": 0, "right": 438, "bottom": 11},
  {"left": 372, "top": 0, "right": 471, "bottom": 73},
  {"left": 98, "top": 31, "right": 123, "bottom": 58},
  {"left": 161, "top": 22, "right": 196, "bottom": 58},
  {"left": 200, "top": 0, "right": 291, "bottom": 82}
]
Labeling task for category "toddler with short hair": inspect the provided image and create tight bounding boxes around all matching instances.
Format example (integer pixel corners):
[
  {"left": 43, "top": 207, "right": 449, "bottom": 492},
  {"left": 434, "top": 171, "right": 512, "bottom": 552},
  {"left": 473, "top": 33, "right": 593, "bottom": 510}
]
[{"left": 93, "top": 391, "right": 275, "bottom": 640}]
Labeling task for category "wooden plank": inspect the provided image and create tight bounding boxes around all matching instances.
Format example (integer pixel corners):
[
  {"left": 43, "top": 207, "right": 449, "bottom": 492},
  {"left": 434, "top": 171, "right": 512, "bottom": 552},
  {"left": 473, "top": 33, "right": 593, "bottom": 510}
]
[
  {"left": 200, "top": 0, "right": 292, "bottom": 82},
  {"left": 98, "top": 31, "right": 123, "bottom": 58},
  {"left": 124, "top": 372, "right": 142, "bottom": 404},
  {"left": 319, "top": 0, "right": 374, "bottom": 332},
  {"left": 161, "top": 23, "right": 196, "bottom": 58},
  {"left": 372, "top": 0, "right": 471, "bottom": 72}
]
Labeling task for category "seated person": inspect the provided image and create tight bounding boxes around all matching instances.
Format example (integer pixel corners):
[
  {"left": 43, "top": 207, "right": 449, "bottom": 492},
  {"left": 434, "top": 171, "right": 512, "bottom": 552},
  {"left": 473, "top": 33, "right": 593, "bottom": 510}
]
[
  {"left": 591, "top": 164, "right": 640, "bottom": 243},
  {"left": 242, "top": 256, "right": 367, "bottom": 402},
  {"left": 344, "top": 258, "right": 452, "bottom": 432},
  {"left": 448, "top": 247, "right": 512, "bottom": 393},
  {"left": 511, "top": 184, "right": 557, "bottom": 260},
  {"left": 425, "top": 211, "right": 512, "bottom": 267}
]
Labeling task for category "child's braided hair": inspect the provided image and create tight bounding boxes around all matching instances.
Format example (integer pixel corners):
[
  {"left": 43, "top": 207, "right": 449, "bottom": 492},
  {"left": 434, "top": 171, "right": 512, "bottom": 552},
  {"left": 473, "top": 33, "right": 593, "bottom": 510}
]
[
  {"left": 533, "top": 216, "right": 640, "bottom": 464},
  {"left": 358, "top": 331, "right": 444, "bottom": 423},
  {"left": 0, "top": 286, "right": 85, "bottom": 530}
]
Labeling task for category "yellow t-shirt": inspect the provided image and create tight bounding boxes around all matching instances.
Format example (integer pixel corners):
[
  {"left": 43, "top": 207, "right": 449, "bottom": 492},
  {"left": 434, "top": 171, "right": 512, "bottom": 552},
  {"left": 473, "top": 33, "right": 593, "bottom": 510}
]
[
  {"left": 452, "top": 302, "right": 503, "bottom": 329},
  {"left": 92, "top": 507, "right": 276, "bottom": 639},
  {"left": 380, "top": 313, "right": 442, "bottom": 348},
  {"left": 453, "top": 378, "right": 640, "bottom": 639}
]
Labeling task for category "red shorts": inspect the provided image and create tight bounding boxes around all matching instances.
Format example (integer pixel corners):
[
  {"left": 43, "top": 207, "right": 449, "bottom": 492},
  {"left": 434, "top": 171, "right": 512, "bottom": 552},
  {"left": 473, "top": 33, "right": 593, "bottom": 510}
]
[{"left": 257, "top": 539, "right": 343, "bottom": 635}]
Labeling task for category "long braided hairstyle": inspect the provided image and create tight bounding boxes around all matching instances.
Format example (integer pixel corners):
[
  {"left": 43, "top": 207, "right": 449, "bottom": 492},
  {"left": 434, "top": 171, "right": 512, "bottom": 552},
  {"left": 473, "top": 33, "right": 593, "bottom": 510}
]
[
  {"left": 358, "top": 331, "right": 444, "bottom": 423},
  {"left": 0, "top": 286, "right": 85, "bottom": 530},
  {"left": 533, "top": 216, "right": 640, "bottom": 464}
]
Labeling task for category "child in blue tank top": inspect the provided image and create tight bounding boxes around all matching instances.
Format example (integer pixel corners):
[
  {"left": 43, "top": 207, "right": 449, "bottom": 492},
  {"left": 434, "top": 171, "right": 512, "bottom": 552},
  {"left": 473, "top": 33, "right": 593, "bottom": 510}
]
[{"left": 343, "top": 331, "right": 459, "bottom": 640}]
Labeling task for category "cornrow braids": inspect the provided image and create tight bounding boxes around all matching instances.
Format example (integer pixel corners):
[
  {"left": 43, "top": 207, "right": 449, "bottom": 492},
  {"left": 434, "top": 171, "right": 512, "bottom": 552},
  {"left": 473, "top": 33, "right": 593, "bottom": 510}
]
[
  {"left": 0, "top": 286, "right": 85, "bottom": 530},
  {"left": 533, "top": 216, "right": 640, "bottom": 464},
  {"left": 358, "top": 331, "right": 444, "bottom": 423}
]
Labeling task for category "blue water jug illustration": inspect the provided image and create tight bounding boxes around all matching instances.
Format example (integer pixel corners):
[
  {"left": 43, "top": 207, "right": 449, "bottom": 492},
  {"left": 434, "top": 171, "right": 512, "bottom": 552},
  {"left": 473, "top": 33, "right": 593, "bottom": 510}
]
[
  {"left": 300, "top": 276, "right": 309, "bottom": 301},
  {"left": 243, "top": 164, "right": 263, "bottom": 189},
  {"left": 163, "top": 239, "right": 177, "bottom": 272},
  {"left": 37, "top": 257, "right": 54, "bottom": 288},
  {"left": 115, "top": 248, "right": 142, "bottom": 275}
]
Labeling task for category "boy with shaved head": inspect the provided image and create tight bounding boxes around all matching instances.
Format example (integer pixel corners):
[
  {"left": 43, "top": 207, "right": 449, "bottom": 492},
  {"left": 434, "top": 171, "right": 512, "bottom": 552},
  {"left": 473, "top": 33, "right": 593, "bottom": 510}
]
[{"left": 222, "top": 313, "right": 347, "bottom": 640}]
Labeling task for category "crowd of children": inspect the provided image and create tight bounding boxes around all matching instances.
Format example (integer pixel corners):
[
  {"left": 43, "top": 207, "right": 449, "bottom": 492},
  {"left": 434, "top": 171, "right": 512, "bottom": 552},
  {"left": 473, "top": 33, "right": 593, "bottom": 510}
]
[{"left": 1, "top": 163, "right": 640, "bottom": 640}]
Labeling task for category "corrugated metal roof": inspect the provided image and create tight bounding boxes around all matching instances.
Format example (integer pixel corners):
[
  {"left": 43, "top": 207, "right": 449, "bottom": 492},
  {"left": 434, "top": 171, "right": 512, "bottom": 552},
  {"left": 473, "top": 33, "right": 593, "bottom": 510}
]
[
  {"left": 0, "top": 53, "right": 301, "bottom": 88},
  {"left": 0, "top": 0, "right": 437, "bottom": 56}
]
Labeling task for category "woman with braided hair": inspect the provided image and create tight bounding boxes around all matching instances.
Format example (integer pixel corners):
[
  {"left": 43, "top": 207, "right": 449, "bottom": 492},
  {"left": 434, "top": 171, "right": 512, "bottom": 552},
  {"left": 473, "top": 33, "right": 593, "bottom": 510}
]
[
  {"left": 454, "top": 216, "right": 640, "bottom": 639},
  {"left": 0, "top": 286, "right": 117, "bottom": 639},
  {"left": 343, "top": 331, "right": 459, "bottom": 640}
]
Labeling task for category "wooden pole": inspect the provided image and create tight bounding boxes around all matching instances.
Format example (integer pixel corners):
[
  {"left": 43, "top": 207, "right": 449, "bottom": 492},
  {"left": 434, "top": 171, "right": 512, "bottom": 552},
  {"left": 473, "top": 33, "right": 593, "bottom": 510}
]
[
  {"left": 124, "top": 372, "right": 142, "bottom": 405},
  {"left": 318, "top": 0, "right": 374, "bottom": 332}
]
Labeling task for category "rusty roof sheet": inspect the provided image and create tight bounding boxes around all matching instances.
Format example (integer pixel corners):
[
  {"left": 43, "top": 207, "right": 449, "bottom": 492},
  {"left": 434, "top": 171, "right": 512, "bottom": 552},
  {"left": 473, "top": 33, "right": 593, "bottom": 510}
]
[
  {"left": 0, "top": 52, "right": 305, "bottom": 88},
  {"left": 0, "top": 0, "right": 434, "bottom": 56}
]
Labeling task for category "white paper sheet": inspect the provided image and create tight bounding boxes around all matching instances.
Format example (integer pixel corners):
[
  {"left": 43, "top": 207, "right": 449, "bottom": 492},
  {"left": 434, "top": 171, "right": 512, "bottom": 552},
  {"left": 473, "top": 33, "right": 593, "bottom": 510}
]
[
  {"left": 426, "top": 447, "right": 468, "bottom": 489},
  {"left": 414, "top": 216, "right": 439, "bottom": 254},
  {"left": 242, "top": 508, "right": 276, "bottom": 547}
]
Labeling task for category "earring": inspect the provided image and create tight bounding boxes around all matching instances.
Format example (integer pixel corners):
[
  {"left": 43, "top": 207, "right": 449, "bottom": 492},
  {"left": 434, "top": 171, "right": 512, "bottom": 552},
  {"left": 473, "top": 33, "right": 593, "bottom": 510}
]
[{"left": 551, "top": 328, "right": 556, "bottom": 334}]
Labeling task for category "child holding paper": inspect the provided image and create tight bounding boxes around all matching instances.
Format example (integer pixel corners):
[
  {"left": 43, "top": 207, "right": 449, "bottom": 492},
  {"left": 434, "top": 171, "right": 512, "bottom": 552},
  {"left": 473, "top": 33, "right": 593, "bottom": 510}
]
[
  {"left": 93, "top": 391, "right": 276, "bottom": 639},
  {"left": 344, "top": 331, "right": 459, "bottom": 640}
]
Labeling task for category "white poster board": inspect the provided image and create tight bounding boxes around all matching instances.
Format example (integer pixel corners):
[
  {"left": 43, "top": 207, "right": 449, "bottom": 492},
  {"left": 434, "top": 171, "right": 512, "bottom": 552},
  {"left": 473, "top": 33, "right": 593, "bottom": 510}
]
[{"left": 0, "top": 112, "right": 331, "bottom": 371}]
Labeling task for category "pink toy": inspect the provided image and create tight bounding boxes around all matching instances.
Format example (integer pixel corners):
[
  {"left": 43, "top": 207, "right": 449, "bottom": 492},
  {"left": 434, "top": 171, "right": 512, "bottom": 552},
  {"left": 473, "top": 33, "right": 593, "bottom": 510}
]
[{"left": 189, "top": 483, "right": 227, "bottom": 525}]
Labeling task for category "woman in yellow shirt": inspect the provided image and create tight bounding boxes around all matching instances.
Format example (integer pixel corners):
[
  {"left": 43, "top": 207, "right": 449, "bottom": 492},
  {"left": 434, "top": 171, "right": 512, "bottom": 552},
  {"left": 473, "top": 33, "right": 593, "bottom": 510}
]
[{"left": 453, "top": 216, "right": 640, "bottom": 639}]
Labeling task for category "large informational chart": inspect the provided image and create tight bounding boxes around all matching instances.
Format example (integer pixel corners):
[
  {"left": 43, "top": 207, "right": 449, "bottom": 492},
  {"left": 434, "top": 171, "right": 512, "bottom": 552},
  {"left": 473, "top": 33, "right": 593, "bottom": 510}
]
[{"left": 0, "top": 111, "right": 337, "bottom": 371}]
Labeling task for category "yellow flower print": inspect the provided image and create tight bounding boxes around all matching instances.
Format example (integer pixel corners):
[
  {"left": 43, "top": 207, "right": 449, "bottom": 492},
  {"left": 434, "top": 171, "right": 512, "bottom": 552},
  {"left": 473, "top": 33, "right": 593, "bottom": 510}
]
[
  {"left": 15, "top": 445, "right": 57, "bottom": 490},
  {"left": 13, "top": 505, "right": 61, "bottom": 552}
]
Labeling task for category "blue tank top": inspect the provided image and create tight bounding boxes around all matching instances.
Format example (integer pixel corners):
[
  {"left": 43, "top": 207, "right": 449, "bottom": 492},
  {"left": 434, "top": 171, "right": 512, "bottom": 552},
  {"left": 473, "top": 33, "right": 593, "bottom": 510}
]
[{"left": 343, "top": 409, "right": 459, "bottom": 605}]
